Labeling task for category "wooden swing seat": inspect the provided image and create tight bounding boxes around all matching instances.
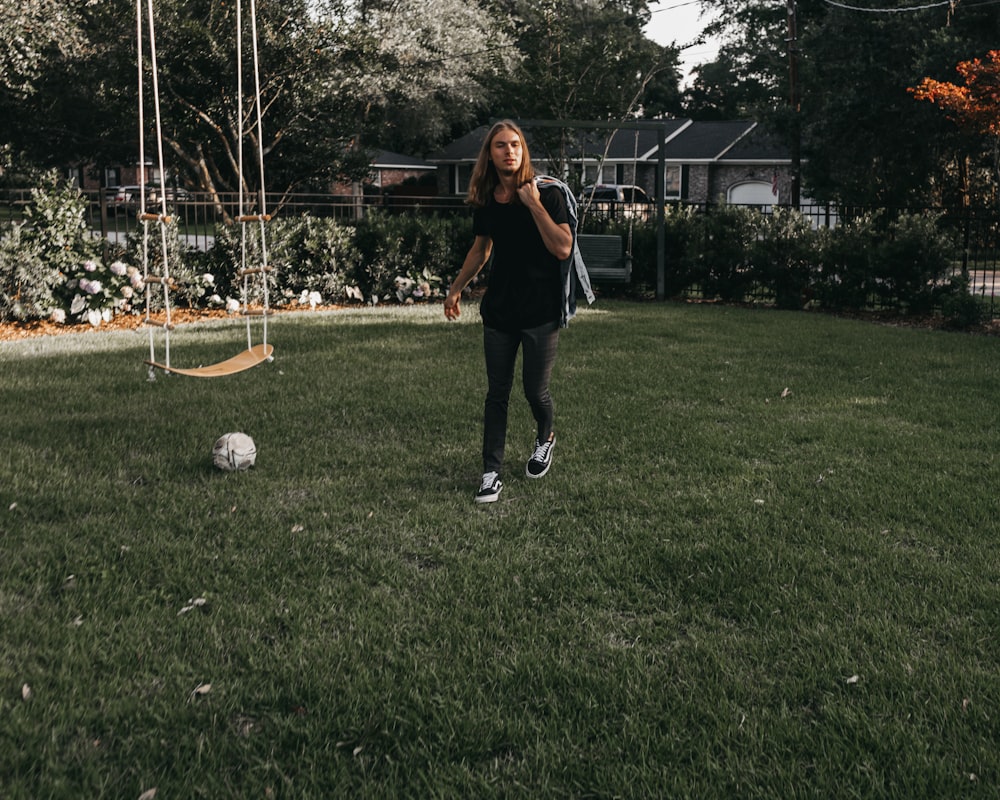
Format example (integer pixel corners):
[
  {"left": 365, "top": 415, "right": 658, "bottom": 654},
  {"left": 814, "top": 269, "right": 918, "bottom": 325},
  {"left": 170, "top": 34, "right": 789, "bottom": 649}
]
[{"left": 145, "top": 343, "right": 273, "bottom": 378}]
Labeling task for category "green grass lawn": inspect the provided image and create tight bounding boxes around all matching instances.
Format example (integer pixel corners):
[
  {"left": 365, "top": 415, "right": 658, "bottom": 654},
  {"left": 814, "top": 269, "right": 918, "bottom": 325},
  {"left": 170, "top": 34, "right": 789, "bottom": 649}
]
[{"left": 2, "top": 300, "right": 1000, "bottom": 798}]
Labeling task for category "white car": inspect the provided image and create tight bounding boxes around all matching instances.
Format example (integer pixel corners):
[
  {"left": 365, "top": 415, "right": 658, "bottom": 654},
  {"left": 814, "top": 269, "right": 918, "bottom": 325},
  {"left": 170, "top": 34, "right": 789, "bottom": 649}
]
[{"left": 579, "top": 184, "right": 653, "bottom": 219}]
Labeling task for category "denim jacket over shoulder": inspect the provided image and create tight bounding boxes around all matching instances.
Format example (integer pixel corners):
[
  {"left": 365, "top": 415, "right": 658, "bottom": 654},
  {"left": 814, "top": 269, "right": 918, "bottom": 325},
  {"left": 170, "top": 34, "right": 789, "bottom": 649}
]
[{"left": 535, "top": 175, "right": 595, "bottom": 328}]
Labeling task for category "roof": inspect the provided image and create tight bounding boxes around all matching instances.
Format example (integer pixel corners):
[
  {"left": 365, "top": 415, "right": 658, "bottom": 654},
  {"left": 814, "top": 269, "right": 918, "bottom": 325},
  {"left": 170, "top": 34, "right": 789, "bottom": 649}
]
[
  {"left": 371, "top": 150, "right": 435, "bottom": 170},
  {"left": 427, "top": 122, "right": 691, "bottom": 163},
  {"left": 429, "top": 128, "right": 491, "bottom": 162},
  {"left": 716, "top": 125, "right": 791, "bottom": 163},
  {"left": 660, "top": 121, "right": 757, "bottom": 162},
  {"left": 428, "top": 119, "right": 789, "bottom": 165}
]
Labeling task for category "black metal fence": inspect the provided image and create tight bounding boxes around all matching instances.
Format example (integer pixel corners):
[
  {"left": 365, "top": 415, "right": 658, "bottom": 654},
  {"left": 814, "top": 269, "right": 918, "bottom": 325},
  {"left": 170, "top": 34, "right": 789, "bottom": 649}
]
[{"left": 2, "top": 188, "right": 998, "bottom": 314}]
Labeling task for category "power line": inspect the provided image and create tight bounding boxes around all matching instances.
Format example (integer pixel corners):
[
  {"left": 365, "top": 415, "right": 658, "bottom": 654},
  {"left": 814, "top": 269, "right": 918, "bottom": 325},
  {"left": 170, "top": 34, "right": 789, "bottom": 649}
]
[
  {"left": 649, "top": 0, "right": 704, "bottom": 13},
  {"left": 821, "top": 0, "right": 953, "bottom": 12}
]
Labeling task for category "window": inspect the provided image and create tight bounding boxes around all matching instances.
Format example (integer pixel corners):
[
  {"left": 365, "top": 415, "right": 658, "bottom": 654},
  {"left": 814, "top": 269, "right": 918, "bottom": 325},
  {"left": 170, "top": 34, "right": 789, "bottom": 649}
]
[
  {"left": 664, "top": 166, "right": 681, "bottom": 197},
  {"left": 582, "top": 163, "right": 618, "bottom": 185},
  {"left": 452, "top": 164, "right": 474, "bottom": 194}
]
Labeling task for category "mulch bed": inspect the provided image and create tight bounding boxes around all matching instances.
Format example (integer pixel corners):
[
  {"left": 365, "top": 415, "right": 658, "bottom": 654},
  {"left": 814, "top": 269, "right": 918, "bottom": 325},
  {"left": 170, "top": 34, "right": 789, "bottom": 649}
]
[
  {"left": 0, "top": 306, "right": 343, "bottom": 343},
  {"left": 0, "top": 310, "right": 236, "bottom": 343}
]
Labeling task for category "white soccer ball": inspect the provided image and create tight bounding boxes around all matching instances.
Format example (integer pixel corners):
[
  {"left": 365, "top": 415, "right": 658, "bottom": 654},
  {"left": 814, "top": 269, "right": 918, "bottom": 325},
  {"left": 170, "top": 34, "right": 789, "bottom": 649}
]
[{"left": 212, "top": 432, "right": 257, "bottom": 471}]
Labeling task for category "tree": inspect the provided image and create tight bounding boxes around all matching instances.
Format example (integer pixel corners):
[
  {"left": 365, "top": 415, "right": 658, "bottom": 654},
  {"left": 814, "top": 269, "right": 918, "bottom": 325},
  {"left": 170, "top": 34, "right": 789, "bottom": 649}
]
[
  {"left": 1, "top": 0, "right": 352, "bottom": 196},
  {"left": 478, "top": 0, "right": 682, "bottom": 171},
  {"left": 311, "top": 0, "right": 518, "bottom": 157},
  {"left": 1, "top": 0, "right": 684, "bottom": 194},
  {"left": 683, "top": 54, "right": 769, "bottom": 120},
  {"left": 0, "top": 0, "right": 91, "bottom": 174},
  {"left": 490, "top": 0, "right": 681, "bottom": 121},
  {"left": 910, "top": 50, "right": 1000, "bottom": 204},
  {"left": 693, "top": 0, "right": 1000, "bottom": 206},
  {"left": 0, "top": 0, "right": 87, "bottom": 96},
  {"left": 1, "top": 0, "right": 514, "bottom": 197}
]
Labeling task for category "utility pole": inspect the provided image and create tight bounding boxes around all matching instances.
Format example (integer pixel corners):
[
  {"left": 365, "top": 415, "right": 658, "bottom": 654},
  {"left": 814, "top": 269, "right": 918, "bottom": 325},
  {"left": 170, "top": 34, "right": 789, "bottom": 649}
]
[{"left": 786, "top": 0, "right": 801, "bottom": 208}]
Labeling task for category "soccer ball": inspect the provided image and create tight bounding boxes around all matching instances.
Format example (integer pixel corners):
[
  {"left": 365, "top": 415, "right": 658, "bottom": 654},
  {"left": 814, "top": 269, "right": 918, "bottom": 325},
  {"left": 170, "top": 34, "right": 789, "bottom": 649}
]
[{"left": 212, "top": 432, "right": 257, "bottom": 471}]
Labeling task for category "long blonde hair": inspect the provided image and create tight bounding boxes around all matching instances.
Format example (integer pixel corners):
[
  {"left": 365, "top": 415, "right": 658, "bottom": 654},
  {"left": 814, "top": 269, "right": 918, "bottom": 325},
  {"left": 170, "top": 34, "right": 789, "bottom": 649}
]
[{"left": 465, "top": 120, "right": 536, "bottom": 208}]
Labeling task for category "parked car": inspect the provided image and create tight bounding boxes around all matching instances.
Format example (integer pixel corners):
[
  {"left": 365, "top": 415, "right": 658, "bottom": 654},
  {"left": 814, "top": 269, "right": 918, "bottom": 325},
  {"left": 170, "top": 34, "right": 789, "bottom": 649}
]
[
  {"left": 579, "top": 184, "right": 653, "bottom": 219},
  {"left": 147, "top": 186, "right": 192, "bottom": 204},
  {"left": 107, "top": 184, "right": 191, "bottom": 210}
]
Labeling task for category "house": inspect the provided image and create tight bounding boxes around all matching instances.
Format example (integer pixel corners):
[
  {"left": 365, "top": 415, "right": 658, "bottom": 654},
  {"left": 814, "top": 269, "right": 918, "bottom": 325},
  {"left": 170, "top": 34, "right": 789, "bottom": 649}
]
[
  {"left": 67, "top": 149, "right": 437, "bottom": 198},
  {"left": 330, "top": 150, "right": 437, "bottom": 197},
  {"left": 427, "top": 119, "right": 796, "bottom": 207},
  {"left": 66, "top": 161, "right": 169, "bottom": 194}
]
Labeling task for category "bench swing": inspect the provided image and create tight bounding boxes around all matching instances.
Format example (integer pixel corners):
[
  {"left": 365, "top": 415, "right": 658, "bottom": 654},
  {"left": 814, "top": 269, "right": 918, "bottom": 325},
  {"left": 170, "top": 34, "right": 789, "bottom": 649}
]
[
  {"left": 136, "top": 0, "right": 274, "bottom": 380},
  {"left": 577, "top": 129, "right": 642, "bottom": 285}
]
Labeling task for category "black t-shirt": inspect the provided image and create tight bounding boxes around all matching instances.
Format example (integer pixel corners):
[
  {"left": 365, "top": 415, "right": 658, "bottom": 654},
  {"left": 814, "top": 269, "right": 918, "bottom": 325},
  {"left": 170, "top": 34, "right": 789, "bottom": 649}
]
[{"left": 473, "top": 185, "right": 569, "bottom": 332}]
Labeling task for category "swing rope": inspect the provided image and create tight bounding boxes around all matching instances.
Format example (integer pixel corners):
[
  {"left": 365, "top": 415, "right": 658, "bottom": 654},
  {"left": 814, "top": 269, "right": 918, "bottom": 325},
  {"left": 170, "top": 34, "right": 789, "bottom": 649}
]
[
  {"left": 140, "top": 0, "right": 273, "bottom": 378},
  {"left": 625, "top": 129, "right": 639, "bottom": 271},
  {"left": 139, "top": 0, "right": 177, "bottom": 380},
  {"left": 237, "top": 0, "right": 272, "bottom": 354}
]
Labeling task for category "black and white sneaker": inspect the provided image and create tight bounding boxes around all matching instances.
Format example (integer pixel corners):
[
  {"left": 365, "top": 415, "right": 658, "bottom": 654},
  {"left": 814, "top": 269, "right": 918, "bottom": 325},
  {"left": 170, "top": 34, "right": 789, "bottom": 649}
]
[
  {"left": 525, "top": 434, "right": 555, "bottom": 478},
  {"left": 475, "top": 471, "right": 503, "bottom": 503}
]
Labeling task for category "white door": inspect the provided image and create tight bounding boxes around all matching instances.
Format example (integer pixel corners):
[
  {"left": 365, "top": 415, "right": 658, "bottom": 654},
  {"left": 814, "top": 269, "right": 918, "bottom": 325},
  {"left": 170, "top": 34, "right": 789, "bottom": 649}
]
[{"left": 727, "top": 180, "right": 776, "bottom": 209}]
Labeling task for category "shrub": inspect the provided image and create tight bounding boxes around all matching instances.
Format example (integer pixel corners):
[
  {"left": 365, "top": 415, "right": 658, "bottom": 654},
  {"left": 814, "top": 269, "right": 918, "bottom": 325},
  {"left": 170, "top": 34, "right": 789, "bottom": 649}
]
[
  {"left": 751, "top": 207, "right": 817, "bottom": 309},
  {"left": 197, "top": 215, "right": 356, "bottom": 312},
  {"left": 940, "top": 277, "right": 990, "bottom": 329},
  {"left": 659, "top": 204, "right": 701, "bottom": 297},
  {"left": 0, "top": 172, "right": 109, "bottom": 323},
  {"left": 685, "top": 204, "right": 762, "bottom": 302},
  {"left": 240, "top": 214, "right": 360, "bottom": 305},
  {"left": 813, "top": 213, "right": 880, "bottom": 311},
  {"left": 122, "top": 216, "right": 216, "bottom": 313},
  {"left": 873, "top": 211, "right": 955, "bottom": 313},
  {"left": 0, "top": 222, "right": 53, "bottom": 321},
  {"left": 259, "top": 215, "right": 361, "bottom": 307},
  {"left": 353, "top": 211, "right": 467, "bottom": 303}
]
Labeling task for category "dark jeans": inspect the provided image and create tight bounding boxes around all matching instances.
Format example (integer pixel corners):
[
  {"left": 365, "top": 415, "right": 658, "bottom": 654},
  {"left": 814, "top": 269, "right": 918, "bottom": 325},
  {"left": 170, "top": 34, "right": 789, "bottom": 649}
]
[{"left": 482, "top": 321, "right": 560, "bottom": 474}]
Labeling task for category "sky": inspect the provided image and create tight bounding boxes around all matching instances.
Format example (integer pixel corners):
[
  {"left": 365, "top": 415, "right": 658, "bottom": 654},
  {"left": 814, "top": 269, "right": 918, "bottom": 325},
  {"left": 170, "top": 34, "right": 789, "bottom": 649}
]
[{"left": 644, "top": 0, "right": 720, "bottom": 82}]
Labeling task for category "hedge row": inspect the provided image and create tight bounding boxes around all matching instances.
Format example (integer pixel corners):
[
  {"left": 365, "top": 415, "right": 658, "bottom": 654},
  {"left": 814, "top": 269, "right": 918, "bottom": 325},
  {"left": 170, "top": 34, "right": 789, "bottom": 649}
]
[
  {"left": 595, "top": 204, "right": 983, "bottom": 324},
  {"left": 0, "top": 174, "right": 473, "bottom": 326},
  {"left": 0, "top": 174, "right": 988, "bottom": 329}
]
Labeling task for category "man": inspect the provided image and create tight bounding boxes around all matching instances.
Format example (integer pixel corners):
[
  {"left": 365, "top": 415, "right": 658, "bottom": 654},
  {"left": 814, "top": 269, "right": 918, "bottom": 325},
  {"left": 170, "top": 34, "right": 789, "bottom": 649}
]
[{"left": 444, "top": 120, "right": 574, "bottom": 503}]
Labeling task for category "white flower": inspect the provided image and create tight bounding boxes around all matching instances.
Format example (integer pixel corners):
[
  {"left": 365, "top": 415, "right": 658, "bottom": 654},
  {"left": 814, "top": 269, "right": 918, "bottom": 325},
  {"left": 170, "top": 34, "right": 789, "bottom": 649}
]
[
  {"left": 130, "top": 273, "right": 144, "bottom": 290},
  {"left": 308, "top": 291, "right": 322, "bottom": 309},
  {"left": 110, "top": 261, "right": 128, "bottom": 276},
  {"left": 86, "top": 309, "right": 102, "bottom": 327},
  {"left": 209, "top": 293, "right": 223, "bottom": 305},
  {"left": 226, "top": 298, "right": 241, "bottom": 314},
  {"left": 83, "top": 260, "right": 97, "bottom": 272},
  {"left": 50, "top": 309, "right": 66, "bottom": 324},
  {"left": 82, "top": 279, "right": 102, "bottom": 295},
  {"left": 201, "top": 273, "right": 215, "bottom": 285},
  {"left": 121, "top": 286, "right": 134, "bottom": 299}
]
